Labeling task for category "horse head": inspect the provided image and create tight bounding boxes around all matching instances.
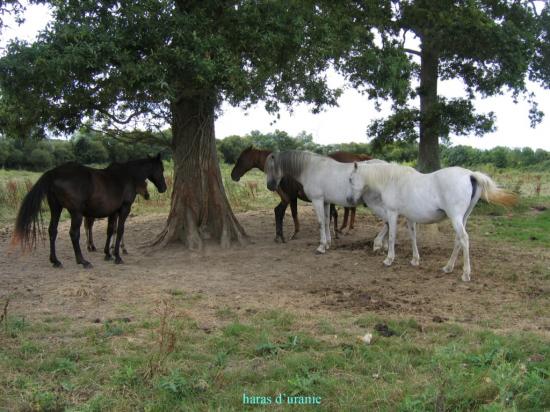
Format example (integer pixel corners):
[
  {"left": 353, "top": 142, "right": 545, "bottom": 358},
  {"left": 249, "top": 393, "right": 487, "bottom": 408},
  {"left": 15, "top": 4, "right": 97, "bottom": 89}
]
[
  {"left": 265, "top": 152, "right": 281, "bottom": 192},
  {"left": 231, "top": 145, "right": 255, "bottom": 182},
  {"left": 147, "top": 153, "right": 167, "bottom": 193},
  {"left": 346, "top": 162, "right": 364, "bottom": 206}
]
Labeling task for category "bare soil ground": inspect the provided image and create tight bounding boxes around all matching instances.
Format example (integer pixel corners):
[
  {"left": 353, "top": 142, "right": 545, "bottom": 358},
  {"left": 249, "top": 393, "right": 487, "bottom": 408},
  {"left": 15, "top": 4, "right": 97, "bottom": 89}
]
[{"left": 1, "top": 207, "right": 549, "bottom": 336}]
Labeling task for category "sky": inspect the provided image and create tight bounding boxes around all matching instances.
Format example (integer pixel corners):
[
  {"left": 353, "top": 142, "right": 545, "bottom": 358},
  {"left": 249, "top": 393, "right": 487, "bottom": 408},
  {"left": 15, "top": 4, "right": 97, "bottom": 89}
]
[{"left": 2, "top": 3, "right": 549, "bottom": 151}]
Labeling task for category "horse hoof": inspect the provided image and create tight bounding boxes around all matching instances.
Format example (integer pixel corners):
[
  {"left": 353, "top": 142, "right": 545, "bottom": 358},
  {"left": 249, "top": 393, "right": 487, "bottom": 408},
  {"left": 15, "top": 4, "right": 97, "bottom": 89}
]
[
  {"left": 290, "top": 233, "right": 298, "bottom": 240},
  {"left": 442, "top": 266, "right": 453, "bottom": 274},
  {"left": 51, "top": 261, "right": 62, "bottom": 268},
  {"left": 410, "top": 258, "right": 420, "bottom": 267},
  {"left": 461, "top": 274, "right": 471, "bottom": 282},
  {"left": 82, "top": 262, "right": 93, "bottom": 269},
  {"left": 274, "top": 236, "right": 285, "bottom": 243},
  {"left": 315, "top": 247, "right": 326, "bottom": 255},
  {"left": 87, "top": 246, "right": 97, "bottom": 252},
  {"left": 115, "top": 257, "right": 124, "bottom": 264},
  {"left": 383, "top": 258, "right": 393, "bottom": 266},
  {"left": 122, "top": 249, "right": 128, "bottom": 255},
  {"left": 104, "top": 255, "right": 112, "bottom": 261}
]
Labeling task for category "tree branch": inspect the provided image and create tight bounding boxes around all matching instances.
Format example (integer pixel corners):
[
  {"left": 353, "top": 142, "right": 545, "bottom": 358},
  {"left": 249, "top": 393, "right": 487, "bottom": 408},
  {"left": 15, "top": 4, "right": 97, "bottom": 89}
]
[
  {"left": 404, "top": 48, "right": 421, "bottom": 56},
  {"left": 97, "top": 108, "right": 149, "bottom": 125}
]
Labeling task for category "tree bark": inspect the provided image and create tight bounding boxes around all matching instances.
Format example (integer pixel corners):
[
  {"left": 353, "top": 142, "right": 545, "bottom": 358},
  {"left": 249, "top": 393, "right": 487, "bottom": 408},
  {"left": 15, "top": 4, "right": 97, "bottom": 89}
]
[
  {"left": 418, "top": 38, "right": 441, "bottom": 172},
  {"left": 151, "top": 95, "right": 247, "bottom": 249}
]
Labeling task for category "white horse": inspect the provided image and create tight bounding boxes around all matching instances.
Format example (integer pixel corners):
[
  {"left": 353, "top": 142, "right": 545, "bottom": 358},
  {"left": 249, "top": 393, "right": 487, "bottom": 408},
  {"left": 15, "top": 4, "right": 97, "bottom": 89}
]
[
  {"left": 265, "top": 151, "right": 358, "bottom": 254},
  {"left": 347, "top": 162, "right": 517, "bottom": 281}
]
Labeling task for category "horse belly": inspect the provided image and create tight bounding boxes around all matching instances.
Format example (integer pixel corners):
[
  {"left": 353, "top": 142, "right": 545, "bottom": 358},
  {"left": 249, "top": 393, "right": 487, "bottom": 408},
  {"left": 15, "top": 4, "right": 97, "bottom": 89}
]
[
  {"left": 387, "top": 187, "right": 446, "bottom": 224},
  {"left": 83, "top": 194, "right": 122, "bottom": 218}
]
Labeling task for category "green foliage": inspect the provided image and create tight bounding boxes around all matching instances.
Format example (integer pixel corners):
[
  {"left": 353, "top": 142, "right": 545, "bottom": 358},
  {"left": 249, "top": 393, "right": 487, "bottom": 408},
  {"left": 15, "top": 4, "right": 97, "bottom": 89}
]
[
  {"left": 441, "top": 145, "right": 550, "bottom": 169},
  {"left": 28, "top": 148, "right": 54, "bottom": 171},
  {"left": 0, "top": 1, "right": 353, "bottom": 140},
  {"left": 339, "top": 0, "right": 549, "bottom": 169}
]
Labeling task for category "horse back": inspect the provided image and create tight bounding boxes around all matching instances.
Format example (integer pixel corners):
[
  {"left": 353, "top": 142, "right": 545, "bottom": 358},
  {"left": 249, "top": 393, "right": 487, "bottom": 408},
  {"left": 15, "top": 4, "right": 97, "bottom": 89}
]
[{"left": 329, "top": 151, "right": 372, "bottom": 163}]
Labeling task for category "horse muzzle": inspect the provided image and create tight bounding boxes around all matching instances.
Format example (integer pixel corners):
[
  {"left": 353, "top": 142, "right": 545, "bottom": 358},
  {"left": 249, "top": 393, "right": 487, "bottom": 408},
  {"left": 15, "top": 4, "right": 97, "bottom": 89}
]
[
  {"left": 231, "top": 172, "right": 240, "bottom": 182},
  {"left": 267, "top": 179, "right": 277, "bottom": 192}
]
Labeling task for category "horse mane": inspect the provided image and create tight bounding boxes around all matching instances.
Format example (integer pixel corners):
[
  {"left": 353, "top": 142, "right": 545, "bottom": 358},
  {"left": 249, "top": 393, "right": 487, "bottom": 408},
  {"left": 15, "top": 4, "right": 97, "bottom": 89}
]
[
  {"left": 277, "top": 150, "right": 321, "bottom": 179},
  {"left": 359, "top": 162, "right": 417, "bottom": 190}
]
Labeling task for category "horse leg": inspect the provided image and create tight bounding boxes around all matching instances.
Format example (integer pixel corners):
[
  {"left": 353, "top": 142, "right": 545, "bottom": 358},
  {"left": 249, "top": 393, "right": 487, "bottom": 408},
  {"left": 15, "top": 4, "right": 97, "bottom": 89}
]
[
  {"left": 383, "top": 212, "right": 398, "bottom": 266},
  {"left": 274, "top": 201, "right": 288, "bottom": 243},
  {"left": 289, "top": 197, "right": 300, "bottom": 240},
  {"left": 84, "top": 217, "right": 97, "bottom": 252},
  {"left": 407, "top": 220, "right": 420, "bottom": 266},
  {"left": 443, "top": 207, "right": 475, "bottom": 276},
  {"left": 449, "top": 216, "right": 471, "bottom": 282},
  {"left": 373, "top": 222, "right": 388, "bottom": 252},
  {"left": 48, "top": 197, "right": 62, "bottom": 268},
  {"left": 339, "top": 208, "right": 349, "bottom": 232},
  {"left": 324, "top": 202, "right": 332, "bottom": 249},
  {"left": 312, "top": 199, "right": 327, "bottom": 254},
  {"left": 104, "top": 215, "right": 117, "bottom": 260},
  {"left": 121, "top": 233, "right": 128, "bottom": 254},
  {"left": 69, "top": 212, "right": 91, "bottom": 268},
  {"left": 348, "top": 208, "right": 356, "bottom": 231},
  {"left": 330, "top": 204, "right": 339, "bottom": 239},
  {"left": 443, "top": 234, "right": 461, "bottom": 274},
  {"left": 113, "top": 205, "right": 130, "bottom": 264},
  {"left": 109, "top": 218, "right": 118, "bottom": 255}
]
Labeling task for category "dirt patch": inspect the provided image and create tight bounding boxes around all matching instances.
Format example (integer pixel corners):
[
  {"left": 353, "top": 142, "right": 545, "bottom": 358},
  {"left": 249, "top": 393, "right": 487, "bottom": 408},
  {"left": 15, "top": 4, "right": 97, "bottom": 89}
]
[{"left": 1, "top": 206, "right": 549, "bottom": 335}]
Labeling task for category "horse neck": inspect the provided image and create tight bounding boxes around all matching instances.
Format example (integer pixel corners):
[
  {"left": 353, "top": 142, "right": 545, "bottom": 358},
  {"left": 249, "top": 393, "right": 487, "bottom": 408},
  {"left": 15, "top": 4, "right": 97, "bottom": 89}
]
[
  {"left": 256, "top": 150, "right": 272, "bottom": 172},
  {"left": 114, "top": 160, "right": 150, "bottom": 183},
  {"left": 360, "top": 163, "right": 410, "bottom": 190}
]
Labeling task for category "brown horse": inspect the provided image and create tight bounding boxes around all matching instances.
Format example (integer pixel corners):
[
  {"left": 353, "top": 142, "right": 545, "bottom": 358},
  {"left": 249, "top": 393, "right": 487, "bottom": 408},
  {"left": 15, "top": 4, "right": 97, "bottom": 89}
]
[
  {"left": 230, "top": 147, "right": 371, "bottom": 242},
  {"left": 84, "top": 179, "right": 150, "bottom": 254},
  {"left": 12, "top": 154, "right": 167, "bottom": 268}
]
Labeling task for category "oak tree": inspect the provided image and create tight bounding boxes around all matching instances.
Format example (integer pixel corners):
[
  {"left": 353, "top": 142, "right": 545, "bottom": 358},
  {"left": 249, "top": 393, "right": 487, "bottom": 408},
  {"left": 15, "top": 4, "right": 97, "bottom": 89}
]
[
  {"left": 340, "top": 0, "right": 549, "bottom": 171},
  {"left": 0, "top": 1, "right": 358, "bottom": 249}
]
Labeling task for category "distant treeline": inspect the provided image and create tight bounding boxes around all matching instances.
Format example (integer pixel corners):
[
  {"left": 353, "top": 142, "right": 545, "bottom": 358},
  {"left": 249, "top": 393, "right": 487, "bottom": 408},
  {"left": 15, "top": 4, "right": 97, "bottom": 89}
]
[
  {"left": 0, "top": 129, "right": 171, "bottom": 171},
  {"left": 218, "top": 130, "right": 550, "bottom": 170},
  {"left": 1, "top": 128, "right": 549, "bottom": 171}
]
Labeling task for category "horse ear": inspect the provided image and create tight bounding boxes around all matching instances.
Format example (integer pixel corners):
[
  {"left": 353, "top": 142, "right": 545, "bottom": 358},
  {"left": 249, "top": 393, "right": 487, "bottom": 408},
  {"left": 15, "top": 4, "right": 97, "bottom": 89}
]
[{"left": 354, "top": 162, "right": 358, "bottom": 170}]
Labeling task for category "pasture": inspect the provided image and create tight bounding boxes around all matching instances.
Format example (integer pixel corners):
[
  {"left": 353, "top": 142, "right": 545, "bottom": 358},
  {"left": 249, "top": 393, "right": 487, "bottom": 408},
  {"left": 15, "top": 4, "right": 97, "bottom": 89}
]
[{"left": 0, "top": 164, "right": 549, "bottom": 411}]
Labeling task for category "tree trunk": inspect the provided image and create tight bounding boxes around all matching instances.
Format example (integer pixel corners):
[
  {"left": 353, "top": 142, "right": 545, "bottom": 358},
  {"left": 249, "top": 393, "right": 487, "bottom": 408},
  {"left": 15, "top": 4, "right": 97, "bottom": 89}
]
[
  {"left": 151, "top": 95, "right": 247, "bottom": 249},
  {"left": 418, "top": 39, "right": 441, "bottom": 172}
]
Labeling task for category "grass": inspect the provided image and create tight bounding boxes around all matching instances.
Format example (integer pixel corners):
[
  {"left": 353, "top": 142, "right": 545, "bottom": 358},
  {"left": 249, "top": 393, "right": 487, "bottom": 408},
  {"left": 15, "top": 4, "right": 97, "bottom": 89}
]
[
  {"left": 1, "top": 302, "right": 549, "bottom": 411},
  {"left": 472, "top": 196, "right": 550, "bottom": 248}
]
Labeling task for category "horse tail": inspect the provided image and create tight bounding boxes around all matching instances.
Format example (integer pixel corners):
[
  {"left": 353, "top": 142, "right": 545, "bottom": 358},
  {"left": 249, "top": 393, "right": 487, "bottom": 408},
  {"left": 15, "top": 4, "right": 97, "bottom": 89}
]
[
  {"left": 470, "top": 171, "right": 518, "bottom": 207},
  {"left": 11, "top": 171, "right": 52, "bottom": 250}
]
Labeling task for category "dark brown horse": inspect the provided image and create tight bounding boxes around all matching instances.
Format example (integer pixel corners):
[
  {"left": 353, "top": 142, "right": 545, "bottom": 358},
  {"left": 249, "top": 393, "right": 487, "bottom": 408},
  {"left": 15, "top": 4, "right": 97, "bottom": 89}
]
[
  {"left": 230, "top": 147, "right": 371, "bottom": 242},
  {"left": 84, "top": 179, "right": 150, "bottom": 254},
  {"left": 12, "top": 154, "right": 167, "bottom": 268}
]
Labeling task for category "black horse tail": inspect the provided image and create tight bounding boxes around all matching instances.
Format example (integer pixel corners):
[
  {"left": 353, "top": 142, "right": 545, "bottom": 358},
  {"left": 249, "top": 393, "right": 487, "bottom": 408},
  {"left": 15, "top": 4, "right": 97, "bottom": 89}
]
[{"left": 11, "top": 171, "right": 52, "bottom": 250}]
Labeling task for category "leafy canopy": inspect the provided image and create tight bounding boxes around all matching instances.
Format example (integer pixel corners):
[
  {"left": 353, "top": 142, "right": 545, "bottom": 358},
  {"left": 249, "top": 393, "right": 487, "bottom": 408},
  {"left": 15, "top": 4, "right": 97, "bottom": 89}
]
[
  {"left": 338, "top": 0, "right": 550, "bottom": 146},
  {"left": 0, "top": 1, "right": 367, "bottom": 139}
]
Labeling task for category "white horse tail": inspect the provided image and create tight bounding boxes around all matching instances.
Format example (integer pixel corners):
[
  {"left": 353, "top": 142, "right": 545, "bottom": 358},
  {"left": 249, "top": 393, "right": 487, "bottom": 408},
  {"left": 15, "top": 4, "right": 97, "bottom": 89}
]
[{"left": 470, "top": 171, "right": 518, "bottom": 207}]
